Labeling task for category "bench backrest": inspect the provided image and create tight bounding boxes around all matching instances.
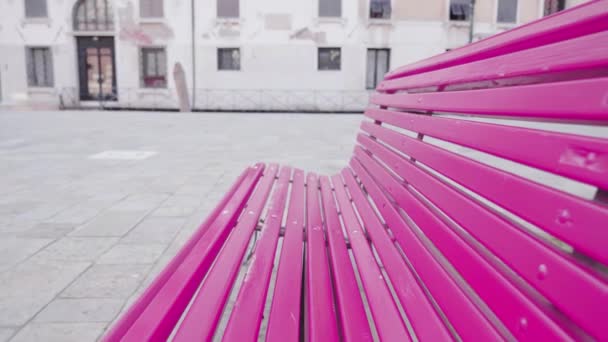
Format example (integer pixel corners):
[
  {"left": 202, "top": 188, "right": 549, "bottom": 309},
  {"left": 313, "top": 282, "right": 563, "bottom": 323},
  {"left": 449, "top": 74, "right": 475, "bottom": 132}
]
[{"left": 355, "top": 1, "right": 608, "bottom": 340}]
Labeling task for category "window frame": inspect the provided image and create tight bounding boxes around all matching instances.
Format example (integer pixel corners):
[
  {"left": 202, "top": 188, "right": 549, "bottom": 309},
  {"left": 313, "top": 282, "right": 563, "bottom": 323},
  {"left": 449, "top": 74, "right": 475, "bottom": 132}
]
[
  {"left": 366, "top": 48, "right": 390, "bottom": 90},
  {"left": 24, "top": 0, "right": 48, "bottom": 18},
  {"left": 217, "top": 48, "right": 241, "bottom": 71},
  {"left": 139, "top": 0, "right": 164, "bottom": 19},
  {"left": 26, "top": 46, "right": 54, "bottom": 88},
  {"left": 217, "top": 0, "right": 240, "bottom": 18},
  {"left": 317, "top": 47, "right": 342, "bottom": 71},
  {"left": 496, "top": 0, "right": 518, "bottom": 24},
  {"left": 140, "top": 47, "right": 168, "bottom": 89},
  {"left": 369, "top": 0, "right": 391, "bottom": 20}
]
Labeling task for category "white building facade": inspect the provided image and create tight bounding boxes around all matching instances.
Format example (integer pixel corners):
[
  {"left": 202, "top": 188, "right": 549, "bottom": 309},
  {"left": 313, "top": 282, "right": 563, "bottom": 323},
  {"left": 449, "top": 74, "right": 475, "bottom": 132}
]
[{"left": 0, "top": 0, "right": 587, "bottom": 112}]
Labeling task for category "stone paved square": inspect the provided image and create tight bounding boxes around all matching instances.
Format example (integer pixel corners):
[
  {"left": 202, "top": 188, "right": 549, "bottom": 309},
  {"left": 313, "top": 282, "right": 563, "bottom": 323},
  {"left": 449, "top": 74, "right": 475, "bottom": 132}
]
[{"left": 0, "top": 110, "right": 361, "bottom": 341}]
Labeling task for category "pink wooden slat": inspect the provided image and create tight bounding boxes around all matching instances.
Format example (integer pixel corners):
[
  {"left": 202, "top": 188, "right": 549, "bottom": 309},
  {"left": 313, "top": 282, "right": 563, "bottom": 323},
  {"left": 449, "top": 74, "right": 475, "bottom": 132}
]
[
  {"left": 222, "top": 167, "right": 292, "bottom": 341},
  {"left": 340, "top": 168, "right": 454, "bottom": 341},
  {"left": 330, "top": 174, "right": 412, "bottom": 341},
  {"left": 379, "top": 30, "right": 608, "bottom": 92},
  {"left": 365, "top": 108, "right": 608, "bottom": 190},
  {"left": 306, "top": 173, "right": 340, "bottom": 342},
  {"left": 361, "top": 122, "right": 608, "bottom": 265},
  {"left": 350, "top": 156, "right": 502, "bottom": 341},
  {"left": 173, "top": 164, "right": 280, "bottom": 341},
  {"left": 384, "top": 0, "right": 608, "bottom": 80},
  {"left": 266, "top": 169, "right": 306, "bottom": 342},
  {"left": 318, "top": 176, "right": 373, "bottom": 342},
  {"left": 354, "top": 143, "right": 578, "bottom": 341},
  {"left": 371, "top": 77, "right": 608, "bottom": 122},
  {"left": 102, "top": 166, "right": 255, "bottom": 342},
  {"left": 114, "top": 164, "right": 265, "bottom": 342},
  {"left": 357, "top": 137, "right": 608, "bottom": 340}
]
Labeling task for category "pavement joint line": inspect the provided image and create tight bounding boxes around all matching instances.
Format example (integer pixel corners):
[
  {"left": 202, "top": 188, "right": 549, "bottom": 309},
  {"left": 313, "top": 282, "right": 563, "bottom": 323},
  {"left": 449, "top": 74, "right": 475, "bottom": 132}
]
[{"left": 7, "top": 261, "right": 96, "bottom": 340}]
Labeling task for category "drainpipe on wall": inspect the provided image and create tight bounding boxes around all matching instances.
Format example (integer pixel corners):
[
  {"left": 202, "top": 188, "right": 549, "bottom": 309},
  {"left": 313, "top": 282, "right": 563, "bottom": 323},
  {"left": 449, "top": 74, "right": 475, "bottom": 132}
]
[
  {"left": 468, "top": 0, "right": 476, "bottom": 43},
  {"left": 190, "top": 0, "right": 196, "bottom": 110}
]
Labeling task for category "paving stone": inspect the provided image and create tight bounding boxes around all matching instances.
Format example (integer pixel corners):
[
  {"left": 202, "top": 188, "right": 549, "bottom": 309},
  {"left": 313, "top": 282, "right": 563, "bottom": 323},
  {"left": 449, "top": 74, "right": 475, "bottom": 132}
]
[
  {"left": 0, "top": 237, "right": 53, "bottom": 272},
  {"left": 174, "top": 180, "right": 216, "bottom": 196},
  {"left": 69, "top": 210, "right": 148, "bottom": 237},
  {"left": 0, "top": 259, "right": 90, "bottom": 299},
  {"left": 34, "top": 298, "right": 124, "bottom": 323},
  {"left": 151, "top": 194, "right": 202, "bottom": 217},
  {"left": 61, "top": 264, "right": 150, "bottom": 298},
  {"left": 0, "top": 200, "right": 40, "bottom": 217},
  {"left": 0, "top": 328, "right": 16, "bottom": 342},
  {"left": 138, "top": 253, "right": 175, "bottom": 289},
  {"left": 0, "top": 221, "right": 36, "bottom": 235},
  {"left": 108, "top": 193, "right": 170, "bottom": 212},
  {"left": 12, "top": 202, "right": 75, "bottom": 222},
  {"left": 18, "top": 222, "right": 75, "bottom": 239},
  {"left": 120, "top": 216, "right": 185, "bottom": 244},
  {"left": 9, "top": 322, "right": 106, "bottom": 342},
  {"left": 97, "top": 244, "right": 166, "bottom": 264},
  {"left": 0, "top": 296, "right": 52, "bottom": 326},
  {"left": 46, "top": 204, "right": 106, "bottom": 226},
  {"left": 151, "top": 204, "right": 199, "bottom": 217},
  {"left": 32, "top": 237, "right": 119, "bottom": 262},
  {"left": 166, "top": 226, "right": 198, "bottom": 256}
]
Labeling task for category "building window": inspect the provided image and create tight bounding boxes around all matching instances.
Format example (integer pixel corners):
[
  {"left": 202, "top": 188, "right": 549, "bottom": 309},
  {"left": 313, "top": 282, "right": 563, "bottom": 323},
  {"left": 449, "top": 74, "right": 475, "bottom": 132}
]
[
  {"left": 25, "top": 0, "right": 48, "bottom": 18},
  {"left": 370, "top": 0, "right": 391, "bottom": 19},
  {"left": 73, "top": 0, "right": 114, "bottom": 31},
  {"left": 140, "top": 0, "right": 163, "bottom": 18},
  {"left": 544, "top": 0, "right": 565, "bottom": 16},
  {"left": 318, "top": 48, "right": 341, "bottom": 71},
  {"left": 319, "top": 0, "right": 341, "bottom": 17},
  {"left": 140, "top": 48, "right": 167, "bottom": 88},
  {"left": 497, "top": 0, "right": 517, "bottom": 23},
  {"left": 450, "top": 0, "right": 471, "bottom": 21},
  {"left": 26, "top": 47, "right": 53, "bottom": 87},
  {"left": 217, "top": 0, "right": 239, "bottom": 18},
  {"left": 218, "top": 48, "right": 241, "bottom": 70},
  {"left": 366, "top": 49, "right": 389, "bottom": 89}
]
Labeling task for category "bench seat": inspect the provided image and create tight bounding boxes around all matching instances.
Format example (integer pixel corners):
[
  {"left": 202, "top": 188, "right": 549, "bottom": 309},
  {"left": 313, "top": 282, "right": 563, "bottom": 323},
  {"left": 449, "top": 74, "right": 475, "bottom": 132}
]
[{"left": 104, "top": 2, "right": 608, "bottom": 341}]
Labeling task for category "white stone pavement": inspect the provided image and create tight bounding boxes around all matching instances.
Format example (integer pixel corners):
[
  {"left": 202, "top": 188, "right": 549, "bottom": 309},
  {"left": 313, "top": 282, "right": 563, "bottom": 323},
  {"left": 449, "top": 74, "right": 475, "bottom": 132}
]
[{"left": 0, "top": 110, "right": 361, "bottom": 342}]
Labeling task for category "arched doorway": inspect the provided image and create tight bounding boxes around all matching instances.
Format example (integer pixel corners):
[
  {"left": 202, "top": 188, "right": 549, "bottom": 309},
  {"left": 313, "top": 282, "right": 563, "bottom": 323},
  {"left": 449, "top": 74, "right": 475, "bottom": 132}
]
[{"left": 73, "top": 0, "right": 117, "bottom": 101}]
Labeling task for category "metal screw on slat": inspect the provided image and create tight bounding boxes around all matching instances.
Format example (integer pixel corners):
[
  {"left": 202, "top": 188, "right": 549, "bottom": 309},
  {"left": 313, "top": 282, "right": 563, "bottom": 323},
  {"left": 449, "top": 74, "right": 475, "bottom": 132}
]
[
  {"left": 556, "top": 209, "right": 572, "bottom": 227},
  {"left": 518, "top": 317, "right": 528, "bottom": 332},
  {"left": 537, "top": 264, "right": 548, "bottom": 280}
]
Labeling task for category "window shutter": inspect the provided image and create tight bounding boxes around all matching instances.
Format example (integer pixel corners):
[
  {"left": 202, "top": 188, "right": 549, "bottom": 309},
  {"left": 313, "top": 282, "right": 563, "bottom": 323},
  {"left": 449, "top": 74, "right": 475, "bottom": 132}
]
[
  {"left": 319, "top": 0, "right": 341, "bottom": 17},
  {"left": 217, "top": 0, "right": 239, "bottom": 18},
  {"left": 497, "top": 0, "right": 518, "bottom": 23},
  {"left": 25, "top": 0, "right": 48, "bottom": 18},
  {"left": 141, "top": 0, "right": 163, "bottom": 18}
]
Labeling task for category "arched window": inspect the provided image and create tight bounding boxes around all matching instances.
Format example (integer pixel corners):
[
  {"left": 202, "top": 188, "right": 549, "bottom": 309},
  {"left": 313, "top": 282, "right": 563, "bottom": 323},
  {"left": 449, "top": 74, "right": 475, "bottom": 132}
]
[{"left": 73, "top": 0, "right": 114, "bottom": 31}]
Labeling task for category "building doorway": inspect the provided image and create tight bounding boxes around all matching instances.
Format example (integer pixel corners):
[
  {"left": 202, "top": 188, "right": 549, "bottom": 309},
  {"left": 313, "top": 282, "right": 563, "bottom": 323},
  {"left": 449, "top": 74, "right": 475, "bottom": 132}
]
[
  {"left": 73, "top": 0, "right": 117, "bottom": 101},
  {"left": 77, "top": 36, "right": 117, "bottom": 101}
]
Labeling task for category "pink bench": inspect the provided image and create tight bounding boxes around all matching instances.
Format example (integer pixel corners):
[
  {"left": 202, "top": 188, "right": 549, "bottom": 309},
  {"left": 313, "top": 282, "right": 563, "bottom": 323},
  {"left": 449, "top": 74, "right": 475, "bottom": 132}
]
[{"left": 104, "top": 2, "right": 608, "bottom": 341}]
